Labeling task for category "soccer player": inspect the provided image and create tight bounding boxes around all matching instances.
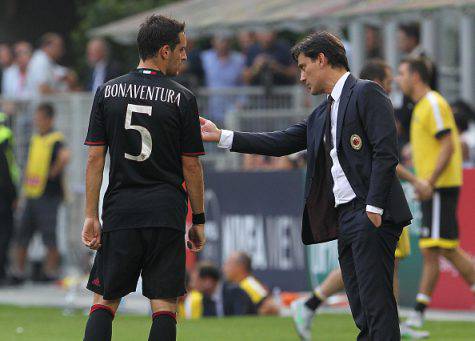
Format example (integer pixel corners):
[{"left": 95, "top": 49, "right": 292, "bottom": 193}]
[
  {"left": 396, "top": 58, "right": 475, "bottom": 328},
  {"left": 82, "top": 15, "right": 206, "bottom": 341},
  {"left": 291, "top": 59, "right": 430, "bottom": 340}
]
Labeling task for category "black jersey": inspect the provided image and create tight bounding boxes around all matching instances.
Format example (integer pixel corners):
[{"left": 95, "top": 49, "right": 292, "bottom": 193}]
[{"left": 85, "top": 68, "right": 205, "bottom": 232}]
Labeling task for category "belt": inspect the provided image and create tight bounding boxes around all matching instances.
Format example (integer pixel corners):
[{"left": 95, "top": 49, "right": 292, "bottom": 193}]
[{"left": 336, "top": 198, "right": 365, "bottom": 214}]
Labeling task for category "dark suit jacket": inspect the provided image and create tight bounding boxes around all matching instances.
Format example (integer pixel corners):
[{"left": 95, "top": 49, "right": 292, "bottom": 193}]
[
  {"left": 231, "top": 74, "right": 413, "bottom": 244},
  {"left": 87, "top": 61, "right": 122, "bottom": 91}
]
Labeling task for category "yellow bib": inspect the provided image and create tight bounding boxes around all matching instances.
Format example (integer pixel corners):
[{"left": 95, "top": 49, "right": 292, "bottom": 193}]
[
  {"left": 24, "top": 131, "right": 64, "bottom": 198},
  {"left": 181, "top": 290, "right": 203, "bottom": 319}
]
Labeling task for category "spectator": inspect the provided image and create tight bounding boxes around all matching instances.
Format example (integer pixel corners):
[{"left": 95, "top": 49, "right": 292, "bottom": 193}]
[
  {"left": 365, "top": 25, "right": 382, "bottom": 59},
  {"left": 25, "top": 33, "right": 65, "bottom": 95},
  {"left": 396, "top": 23, "right": 438, "bottom": 146},
  {"left": 201, "top": 33, "right": 245, "bottom": 125},
  {"left": 1, "top": 41, "right": 32, "bottom": 98},
  {"left": 238, "top": 30, "right": 257, "bottom": 56},
  {"left": 452, "top": 99, "right": 475, "bottom": 166},
  {"left": 0, "top": 43, "right": 14, "bottom": 95},
  {"left": 0, "top": 112, "right": 19, "bottom": 285},
  {"left": 243, "top": 29, "right": 295, "bottom": 86},
  {"left": 174, "top": 37, "right": 204, "bottom": 91},
  {"left": 223, "top": 252, "right": 279, "bottom": 315},
  {"left": 13, "top": 103, "right": 70, "bottom": 283},
  {"left": 86, "top": 38, "right": 122, "bottom": 92},
  {"left": 182, "top": 262, "right": 255, "bottom": 318}
]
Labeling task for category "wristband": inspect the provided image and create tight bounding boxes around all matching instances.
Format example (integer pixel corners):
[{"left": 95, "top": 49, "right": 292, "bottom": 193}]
[{"left": 192, "top": 213, "right": 205, "bottom": 224}]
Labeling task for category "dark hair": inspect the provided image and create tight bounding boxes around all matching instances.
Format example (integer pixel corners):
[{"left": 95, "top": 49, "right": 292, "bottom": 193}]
[
  {"left": 236, "top": 252, "right": 252, "bottom": 273},
  {"left": 399, "top": 23, "right": 420, "bottom": 44},
  {"left": 360, "top": 59, "right": 390, "bottom": 82},
  {"left": 198, "top": 263, "right": 221, "bottom": 281},
  {"left": 401, "top": 57, "right": 431, "bottom": 85},
  {"left": 40, "top": 33, "right": 62, "bottom": 48},
  {"left": 36, "top": 102, "right": 55, "bottom": 119},
  {"left": 452, "top": 99, "right": 474, "bottom": 133},
  {"left": 137, "top": 14, "right": 185, "bottom": 60},
  {"left": 291, "top": 31, "right": 349, "bottom": 71}
]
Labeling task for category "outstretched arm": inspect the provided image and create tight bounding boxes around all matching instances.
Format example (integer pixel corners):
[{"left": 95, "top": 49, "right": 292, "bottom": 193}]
[{"left": 200, "top": 117, "right": 307, "bottom": 157}]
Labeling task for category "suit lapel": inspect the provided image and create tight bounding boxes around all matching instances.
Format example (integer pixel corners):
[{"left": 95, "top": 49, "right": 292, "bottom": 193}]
[
  {"left": 313, "top": 108, "right": 326, "bottom": 154},
  {"left": 336, "top": 74, "right": 357, "bottom": 146}
]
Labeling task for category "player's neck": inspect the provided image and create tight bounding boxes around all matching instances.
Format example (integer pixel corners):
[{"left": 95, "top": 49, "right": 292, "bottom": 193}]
[
  {"left": 411, "top": 84, "right": 431, "bottom": 103},
  {"left": 137, "top": 60, "right": 166, "bottom": 75}
]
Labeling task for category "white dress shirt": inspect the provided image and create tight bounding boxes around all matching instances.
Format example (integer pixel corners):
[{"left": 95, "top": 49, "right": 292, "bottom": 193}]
[{"left": 218, "top": 72, "right": 383, "bottom": 215}]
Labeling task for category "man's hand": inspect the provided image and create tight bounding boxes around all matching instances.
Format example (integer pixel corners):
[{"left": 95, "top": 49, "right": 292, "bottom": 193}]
[
  {"left": 414, "top": 178, "right": 433, "bottom": 201},
  {"left": 366, "top": 212, "right": 382, "bottom": 228},
  {"left": 200, "top": 117, "right": 221, "bottom": 142},
  {"left": 82, "top": 217, "right": 102, "bottom": 250},
  {"left": 187, "top": 224, "right": 205, "bottom": 252}
]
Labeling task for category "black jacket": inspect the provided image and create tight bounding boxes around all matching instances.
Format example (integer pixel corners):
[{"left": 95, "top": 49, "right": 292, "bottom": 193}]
[{"left": 231, "top": 74, "right": 412, "bottom": 244}]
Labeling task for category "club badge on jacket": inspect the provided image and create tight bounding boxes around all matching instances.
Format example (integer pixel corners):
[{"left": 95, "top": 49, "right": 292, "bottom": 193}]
[{"left": 350, "top": 134, "right": 362, "bottom": 150}]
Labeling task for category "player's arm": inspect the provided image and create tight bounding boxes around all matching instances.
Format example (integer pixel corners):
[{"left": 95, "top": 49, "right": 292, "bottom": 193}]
[
  {"left": 396, "top": 164, "right": 433, "bottom": 200},
  {"left": 182, "top": 155, "right": 205, "bottom": 252},
  {"left": 82, "top": 146, "right": 106, "bottom": 250},
  {"left": 49, "top": 143, "right": 71, "bottom": 178},
  {"left": 428, "top": 132, "right": 454, "bottom": 187}
]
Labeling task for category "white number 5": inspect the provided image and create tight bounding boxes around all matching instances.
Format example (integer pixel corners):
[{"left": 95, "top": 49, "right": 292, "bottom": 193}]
[{"left": 124, "top": 104, "right": 152, "bottom": 162}]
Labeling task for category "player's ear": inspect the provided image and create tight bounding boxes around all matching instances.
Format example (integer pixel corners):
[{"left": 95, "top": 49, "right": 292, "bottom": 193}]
[{"left": 159, "top": 45, "right": 171, "bottom": 60}]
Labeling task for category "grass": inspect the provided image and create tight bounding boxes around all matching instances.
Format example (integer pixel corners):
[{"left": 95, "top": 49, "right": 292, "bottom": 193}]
[{"left": 0, "top": 305, "right": 474, "bottom": 340}]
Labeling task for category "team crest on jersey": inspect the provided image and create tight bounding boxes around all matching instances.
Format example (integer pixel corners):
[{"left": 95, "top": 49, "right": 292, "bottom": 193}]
[{"left": 350, "top": 134, "right": 362, "bottom": 150}]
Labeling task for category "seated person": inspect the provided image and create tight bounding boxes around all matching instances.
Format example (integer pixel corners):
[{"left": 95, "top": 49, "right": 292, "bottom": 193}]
[
  {"left": 182, "top": 262, "right": 255, "bottom": 318},
  {"left": 223, "top": 252, "right": 279, "bottom": 315}
]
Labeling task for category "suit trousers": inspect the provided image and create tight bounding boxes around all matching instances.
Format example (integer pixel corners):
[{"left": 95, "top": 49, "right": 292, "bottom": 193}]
[{"left": 337, "top": 199, "right": 402, "bottom": 341}]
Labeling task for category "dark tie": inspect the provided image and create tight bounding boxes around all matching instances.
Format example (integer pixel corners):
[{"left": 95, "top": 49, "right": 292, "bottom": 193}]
[{"left": 324, "top": 96, "right": 335, "bottom": 200}]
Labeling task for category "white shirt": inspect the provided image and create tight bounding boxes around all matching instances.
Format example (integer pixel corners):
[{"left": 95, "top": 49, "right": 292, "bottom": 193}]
[
  {"left": 92, "top": 60, "right": 107, "bottom": 92},
  {"left": 218, "top": 72, "right": 383, "bottom": 215},
  {"left": 1, "top": 64, "right": 28, "bottom": 98},
  {"left": 25, "top": 50, "right": 57, "bottom": 96}
]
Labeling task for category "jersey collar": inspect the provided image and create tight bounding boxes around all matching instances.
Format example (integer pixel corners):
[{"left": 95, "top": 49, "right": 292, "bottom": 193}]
[{"left": 135, "top": 68, "right": 164, "bottom": 76}]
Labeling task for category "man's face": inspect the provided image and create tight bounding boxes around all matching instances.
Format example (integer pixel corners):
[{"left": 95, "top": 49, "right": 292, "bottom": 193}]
[
  {"left": 297, "top": 53, "right": 325, "bottom": 95},
  {"left": 14, "top": 43, "right": 32, "bottom": 69},
  {"left": 87, "top": 39, "right": 106, "bottom": 66},
  {"left": 165, "top": 32, "right": 187, "bottom": 76},
  {"left": 35, "top": 110, "right": 53, "bottom": 135},
  {"left": 397, "top": 30, "right": 416, "bottom": 54},
  {"left": 396, "top": 62, "right": 414, "bottom": 97},
  {"left": 48, "top": 38, "right": 64, "bottom": 61},
  {"left": 223, "top": 255, "right": 240, "bottom": 282}
]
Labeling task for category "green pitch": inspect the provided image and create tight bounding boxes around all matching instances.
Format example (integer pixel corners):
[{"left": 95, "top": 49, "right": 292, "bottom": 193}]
[{"left": 0, "top": 305, "right": 474, "bottom": 340}]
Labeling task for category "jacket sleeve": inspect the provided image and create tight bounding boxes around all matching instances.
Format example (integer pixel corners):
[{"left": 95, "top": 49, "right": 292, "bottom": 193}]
[
  {"left": 231, "top": 120, "right": 307, "bottom": 157},
  {"left": 358, "top": 81, "right": 398, "bottom": 209}
]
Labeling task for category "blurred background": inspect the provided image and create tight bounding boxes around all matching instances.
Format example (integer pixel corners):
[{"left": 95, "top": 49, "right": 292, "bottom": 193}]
[{"left": 0, "top": 0, "right": 474, "bottom": 339}]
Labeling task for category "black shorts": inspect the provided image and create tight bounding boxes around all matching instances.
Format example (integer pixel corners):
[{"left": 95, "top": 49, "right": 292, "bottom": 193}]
[
  {"left": 87, "top": 227, "right": 186, "bottom": 300},
  {"left": 16, "top": 196, "right": 61, "bottom": 248},
  {"left": 419, "top": 187, "right": 460, "bottom": 249}
]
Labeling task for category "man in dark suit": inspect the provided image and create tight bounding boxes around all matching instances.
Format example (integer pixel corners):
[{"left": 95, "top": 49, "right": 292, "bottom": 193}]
[
  {"left": 86, "top": 38, "right": 122, "bottom": 92},
  {"left": 200, "top": 32, "right": 412, "bottom": 340}
]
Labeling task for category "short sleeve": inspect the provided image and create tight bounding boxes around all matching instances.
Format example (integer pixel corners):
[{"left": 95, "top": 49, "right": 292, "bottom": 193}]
[
  {"left": 179, "top": 94, "right": 205, "bottom": 156},
  {"left": 425, "top": 96, "right": 452, "bottom": 139},
  {"left": 84, "top": 87, "right": 107, "bottom": 146}
]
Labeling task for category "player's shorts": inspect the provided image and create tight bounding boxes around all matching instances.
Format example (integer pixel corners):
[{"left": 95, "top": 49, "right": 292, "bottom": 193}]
[
  {"left": 419, "top": 187, "right": 460, "bottom": 249},
  {"left": 395, "top": 226, "right": 411, "bottom": 259},
  {"left": 87, "top": 227, "right": 186, "bottom": 300},
  {"left": 16, "top": 196, "right": 61, "bottom": 248}
]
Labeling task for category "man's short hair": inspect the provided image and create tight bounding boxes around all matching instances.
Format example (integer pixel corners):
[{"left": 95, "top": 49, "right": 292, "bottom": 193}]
[
  {"left": 40, "top": 33, "right": 62, "bottom": 48},
  {"left": 401, "top": 57, "right": 431, "bottom": 86},
  {"left": 399, "top": 23, "right": 420, "bottom": 44},
  {"left": 36, "top": 102, "right": 55, "bottom": 119},
  {"left": 360, "top": 59, "right": 389, "bottom": 82},
  {"left": 291, "top": 31, "right": 349, "bottom": 71},
  {"left": 137, "top": 14, "right": 185, "bottom": 61},
  {"left": 198, "top": 263, "right": 221, "bottom": 281},
  {"left": 236, "top": 252, "right": 252, "bottom": 273}
]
